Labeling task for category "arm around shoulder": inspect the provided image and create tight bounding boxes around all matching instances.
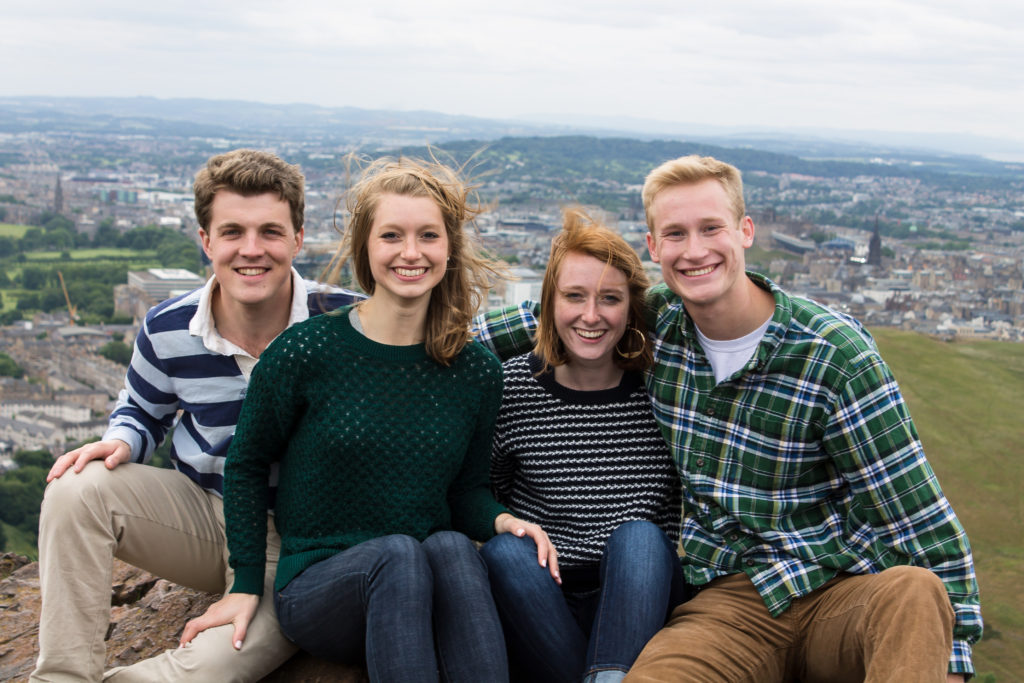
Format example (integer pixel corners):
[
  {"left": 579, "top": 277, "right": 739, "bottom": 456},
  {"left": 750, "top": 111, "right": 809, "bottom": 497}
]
[{"left": 472, "top": 300, "right": 540, "bottom": 361}]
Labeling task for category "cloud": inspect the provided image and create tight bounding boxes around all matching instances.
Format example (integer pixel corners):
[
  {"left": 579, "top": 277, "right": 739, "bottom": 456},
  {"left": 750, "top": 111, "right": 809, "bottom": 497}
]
[{"left": 2, "top": 0, "right": 1022, "bottom": 141}]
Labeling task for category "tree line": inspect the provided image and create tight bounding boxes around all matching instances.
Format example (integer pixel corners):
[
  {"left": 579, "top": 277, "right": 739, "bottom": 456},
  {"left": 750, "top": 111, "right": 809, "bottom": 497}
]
[{"left": 1, "top": 220, "right": 202, "bottom": 326}]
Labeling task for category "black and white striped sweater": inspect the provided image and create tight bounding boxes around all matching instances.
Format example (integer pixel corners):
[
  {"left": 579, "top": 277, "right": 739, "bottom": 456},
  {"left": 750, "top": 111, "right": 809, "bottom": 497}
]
[{"left": 492, "top": 353, "right": 682, "bottom": 569}]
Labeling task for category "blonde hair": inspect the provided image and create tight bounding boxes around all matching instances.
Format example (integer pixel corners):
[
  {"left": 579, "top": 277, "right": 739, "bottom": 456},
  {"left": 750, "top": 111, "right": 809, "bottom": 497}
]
[
  {"left": 642, "top": 155, "right": 745, "bottom": 230},
  {"left": 323, "top": 156, "right": 506, "bottom": 366},
  {"left": 534, "top": 208, "right": 652, "bottom": 373}
]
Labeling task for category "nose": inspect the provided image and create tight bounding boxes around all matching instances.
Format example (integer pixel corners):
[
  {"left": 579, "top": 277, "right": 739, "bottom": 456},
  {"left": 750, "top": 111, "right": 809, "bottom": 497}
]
[
  {"left": 682, "top": 235, "right": 708, "bottom": 261},
  {"left": 401, "top": 236, "right": 420, "bottom": 261},
  {"left": 239, "top": 232, "right": 263, "bottom": 257},
  {"left": 581, "top": 298, "right": 599, "bottom": 323}
]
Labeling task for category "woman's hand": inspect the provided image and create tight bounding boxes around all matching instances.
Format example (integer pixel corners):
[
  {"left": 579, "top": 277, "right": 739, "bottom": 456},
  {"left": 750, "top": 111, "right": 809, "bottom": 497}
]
[
  {"left": 180, "top": 592, "right": 260, "bottom": 650},
  {"left": 494, "top": 512, "right": 560, "bottom": 584}
]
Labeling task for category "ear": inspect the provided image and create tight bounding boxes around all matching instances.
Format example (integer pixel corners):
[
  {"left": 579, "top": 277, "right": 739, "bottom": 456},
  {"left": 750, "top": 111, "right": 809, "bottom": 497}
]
[
  {"left": 199, "top": 229, "right": 213, "bottom": 259},
  {"left": 646, "top": 232, "right": 660, "bottom": 263},
  {"left": 292, "top": 226, "right": 305, "bottom": 255},
  {"left": 739, "top": 216, "right": 755, "bottom": 248}
]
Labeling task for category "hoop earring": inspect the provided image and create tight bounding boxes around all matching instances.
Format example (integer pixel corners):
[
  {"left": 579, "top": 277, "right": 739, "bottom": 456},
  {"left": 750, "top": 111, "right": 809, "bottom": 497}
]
[{"left": 615, "top": 327, "right": 645, "bottom": 360}]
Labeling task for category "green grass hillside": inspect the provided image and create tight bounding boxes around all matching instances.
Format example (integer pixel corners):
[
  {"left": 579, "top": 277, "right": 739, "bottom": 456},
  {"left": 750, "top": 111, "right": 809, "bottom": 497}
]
[{"left": 872, "top": 329, "right": 1024, "bottom": 681}]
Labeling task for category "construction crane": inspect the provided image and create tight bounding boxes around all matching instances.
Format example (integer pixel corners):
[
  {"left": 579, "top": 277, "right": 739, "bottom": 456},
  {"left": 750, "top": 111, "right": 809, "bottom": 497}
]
[{"left": 57, "top": 270, "right": 78, "bottom": 325}]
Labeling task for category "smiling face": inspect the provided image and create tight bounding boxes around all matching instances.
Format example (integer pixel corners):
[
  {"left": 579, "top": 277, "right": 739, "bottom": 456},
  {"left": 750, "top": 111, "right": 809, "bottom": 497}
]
[
  {"left": 553, "top": 251, "right": 630, "bottom": 369},
  {"left": 200, "top": 189, "right": 303, "bottom": 315},
  {"left": 646, "top": 178, "right": 754, "bottom": 313},
  {"left": 365, "top": 193, "right": 449, "bottom": 308}
]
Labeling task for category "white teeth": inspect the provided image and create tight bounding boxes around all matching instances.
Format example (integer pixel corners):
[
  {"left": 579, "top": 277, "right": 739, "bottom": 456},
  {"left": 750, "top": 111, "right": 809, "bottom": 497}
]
[
  {"left": 683, "top": 265, "right": 714, "bottom": 277},
  {"left": 237, "top": 268, "right": 266, "bottom": 276},
  {"left": 395, "top": 267, "right": 426, "bottom": 277},
  {"left": 575, "top": 328, "right": 605, "bottom": 339}
]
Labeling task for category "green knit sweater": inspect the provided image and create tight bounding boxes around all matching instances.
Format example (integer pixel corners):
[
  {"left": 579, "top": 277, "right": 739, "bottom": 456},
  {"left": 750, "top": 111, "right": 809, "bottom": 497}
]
[{"left": 225, "top": 305, "right": 507, "bottom": 595}]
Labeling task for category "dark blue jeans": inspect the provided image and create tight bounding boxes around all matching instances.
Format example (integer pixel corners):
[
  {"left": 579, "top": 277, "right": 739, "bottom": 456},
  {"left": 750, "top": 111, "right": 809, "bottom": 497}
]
[
  {"left": 274, "top": 531, "right": 508, "bottom": 682},
  {"left": 480, "top": 520, "right": 687, "bottom": 683}
]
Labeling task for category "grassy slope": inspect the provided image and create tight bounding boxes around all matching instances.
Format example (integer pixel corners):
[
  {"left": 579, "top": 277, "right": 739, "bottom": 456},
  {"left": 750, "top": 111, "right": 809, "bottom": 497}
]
[
  {"left": 1, "top": 521, "right": 37, "bottom": 561},
  {"left": 871, "top": 329, "right": 1024, "bottom": 680},
  {"left": 0, "top": 223, "right": 30, "bottom": 238},
  {"left": 24, "top": 248, "right": 157, "bottom": 260}
]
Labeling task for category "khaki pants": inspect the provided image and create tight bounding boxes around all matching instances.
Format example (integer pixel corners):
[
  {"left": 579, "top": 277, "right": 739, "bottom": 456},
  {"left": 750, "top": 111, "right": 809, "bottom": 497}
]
[
  {"left": 31, "top": 461, "right": 297, "bottom": 683},
  {"left": 625, "top": 567, "right": 954, "bottom": 683}
]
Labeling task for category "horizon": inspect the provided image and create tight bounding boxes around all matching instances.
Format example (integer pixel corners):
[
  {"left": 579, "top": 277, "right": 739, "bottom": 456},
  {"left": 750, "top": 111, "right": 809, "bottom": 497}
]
[{"left": 6, "top": 93, "right": 1024, "bottom": 165}]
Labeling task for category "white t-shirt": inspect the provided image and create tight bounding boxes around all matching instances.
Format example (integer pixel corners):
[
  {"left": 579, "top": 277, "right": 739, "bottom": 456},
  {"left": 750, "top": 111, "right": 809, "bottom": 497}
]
[{"left": 695, "top": 317, "right": 772, "bottom": 384}]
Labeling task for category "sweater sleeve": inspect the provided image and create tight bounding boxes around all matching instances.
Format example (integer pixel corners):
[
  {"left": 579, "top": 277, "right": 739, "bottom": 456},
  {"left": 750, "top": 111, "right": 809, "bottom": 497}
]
[
  {"left": 224, "top": 335, "right": 305, "bottom": 595},
  {"left": 448, "top": 346, "right": 508, "bottom": 540}
]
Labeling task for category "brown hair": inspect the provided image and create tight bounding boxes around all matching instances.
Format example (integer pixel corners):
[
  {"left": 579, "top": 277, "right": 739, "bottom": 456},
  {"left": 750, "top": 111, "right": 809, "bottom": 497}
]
[
  {"left": 323, "top": 155, "right": 506, "bottom": 366},
  {"left": 193, "top": 149, "right": 305, "bottom": 232},
  {"left": 534, "top": 208, "right": 652, "bottom": 373},
  {"left": 642, "top": 155, "right": 745, "bottom": 230}
]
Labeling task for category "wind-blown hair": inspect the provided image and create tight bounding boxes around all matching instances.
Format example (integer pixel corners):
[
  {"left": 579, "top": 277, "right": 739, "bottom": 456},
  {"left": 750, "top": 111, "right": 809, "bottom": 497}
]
[
  {"left": 642, "top": 155, "right": 745, "bottom": 229},
  {"left": 534, "top": 208, "right": 652, "bottom": 373},
  {"left": 193, "top": 149, "right": 305, "bottom": 232},
  {"left": 324, "top": 155, "right": 506, "bottom": 366}
]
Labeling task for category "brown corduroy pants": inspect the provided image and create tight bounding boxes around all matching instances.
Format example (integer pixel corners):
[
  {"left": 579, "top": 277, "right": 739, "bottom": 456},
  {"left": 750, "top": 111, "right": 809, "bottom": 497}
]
[{"left": 625, "top": 567, "right": 954, "bottom": 683}]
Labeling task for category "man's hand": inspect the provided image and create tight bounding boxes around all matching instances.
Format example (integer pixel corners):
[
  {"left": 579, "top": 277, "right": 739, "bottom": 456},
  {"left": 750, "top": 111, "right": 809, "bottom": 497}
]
[
  {"left": 180, "top": 593, "right": 260, "bottom": 650},
  {"left": 47, "top": 439, "right": 131, "bottom": 482},
  {"left": 494, "top": 512, "right": 560, "bottom": 584}
]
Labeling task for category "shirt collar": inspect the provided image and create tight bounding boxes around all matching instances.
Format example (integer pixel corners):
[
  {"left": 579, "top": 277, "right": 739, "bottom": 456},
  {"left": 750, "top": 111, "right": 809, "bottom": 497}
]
[
  {"left": 188, "top": 267, "right": 309, "bottom": 357},
  {"left": 677, "top": 271, "right": 789, "bottom": 370}
]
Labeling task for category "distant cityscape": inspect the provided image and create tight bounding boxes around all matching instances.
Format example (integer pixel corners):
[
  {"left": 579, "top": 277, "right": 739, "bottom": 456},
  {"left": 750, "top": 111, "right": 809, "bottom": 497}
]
[{"left": 1, "top": 108, "right": 1022, "bottom": 456}]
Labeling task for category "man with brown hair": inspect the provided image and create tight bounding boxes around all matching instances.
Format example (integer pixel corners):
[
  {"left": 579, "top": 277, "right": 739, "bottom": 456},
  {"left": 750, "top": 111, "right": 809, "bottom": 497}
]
[{"left": 32, "top": 149, "right": 361, "bottom": 682}]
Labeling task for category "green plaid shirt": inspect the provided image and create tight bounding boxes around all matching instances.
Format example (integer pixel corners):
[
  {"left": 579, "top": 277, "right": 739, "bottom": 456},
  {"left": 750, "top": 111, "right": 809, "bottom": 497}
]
[{"left": 474, "top": 273, "right": 981, "bottom": 676}]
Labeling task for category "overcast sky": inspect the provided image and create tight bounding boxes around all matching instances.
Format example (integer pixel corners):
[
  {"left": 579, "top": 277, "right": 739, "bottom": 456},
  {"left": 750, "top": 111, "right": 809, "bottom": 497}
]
[{"left": 4, "top": 0, "right": 1024, "bottom": 144}]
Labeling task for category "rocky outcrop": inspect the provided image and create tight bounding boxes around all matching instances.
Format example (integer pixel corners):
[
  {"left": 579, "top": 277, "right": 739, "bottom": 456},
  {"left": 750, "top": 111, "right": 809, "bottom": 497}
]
[{"left": 0, "top": 553, "right": 367, "bottom": 682}]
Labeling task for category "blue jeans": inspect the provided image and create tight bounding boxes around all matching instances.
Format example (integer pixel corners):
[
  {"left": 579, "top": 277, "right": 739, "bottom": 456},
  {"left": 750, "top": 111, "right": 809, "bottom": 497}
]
[
  {"left": 274, "top": 531, "right": 508, "bottom": 682},
  {"left": 480, "top": 520, "right": 688, "bottom": 683}
]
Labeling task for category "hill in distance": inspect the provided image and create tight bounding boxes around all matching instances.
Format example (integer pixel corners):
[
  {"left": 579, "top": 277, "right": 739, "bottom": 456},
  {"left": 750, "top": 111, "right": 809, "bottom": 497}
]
[{"left": 2, "top": 96, "right": 1022, "bottom": 177}]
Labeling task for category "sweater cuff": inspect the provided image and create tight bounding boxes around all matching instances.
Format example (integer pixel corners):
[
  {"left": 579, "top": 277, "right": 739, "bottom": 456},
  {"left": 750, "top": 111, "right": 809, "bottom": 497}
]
[{"left": 230, "top": 565, "right": 265, "bottom": 596}]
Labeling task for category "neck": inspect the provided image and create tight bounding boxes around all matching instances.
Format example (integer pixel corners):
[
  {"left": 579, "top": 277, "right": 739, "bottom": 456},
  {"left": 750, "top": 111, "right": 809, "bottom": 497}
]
[
  {"left": 211, "top": 286, "right": 293, "bottom": 358},
  {"left": 687, "top": 276, "right": 775, "bottom": 341},
  {"left": 553, "top": 359, "right": 623, "bottom": 391},
  {"left": 357, "top": 295, "right": 428, "bottom": 346}
]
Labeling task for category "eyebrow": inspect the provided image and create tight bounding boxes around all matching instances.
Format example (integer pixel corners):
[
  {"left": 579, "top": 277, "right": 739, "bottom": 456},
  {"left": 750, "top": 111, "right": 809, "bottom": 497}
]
[
  {"left": 375, "top": 222, "right": 444, "bottom": 231},
  {"left": 559, "top": 284, "right": 627, "bottom": 293},
  {"left": 213, "top": 221, "right": 288, "bottom": 232}
]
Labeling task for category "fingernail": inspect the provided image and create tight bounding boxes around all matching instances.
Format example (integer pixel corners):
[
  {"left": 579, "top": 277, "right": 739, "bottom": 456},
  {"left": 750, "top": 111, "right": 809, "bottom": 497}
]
[
  {"left": 516, "top": 528, "right": 525, "bottom": 536},
  {"left": 541, "top": 558, "right": 547, "bottom": 567},
  {"left": 234, "top": 640, "right": 242, "bottom": 650}
]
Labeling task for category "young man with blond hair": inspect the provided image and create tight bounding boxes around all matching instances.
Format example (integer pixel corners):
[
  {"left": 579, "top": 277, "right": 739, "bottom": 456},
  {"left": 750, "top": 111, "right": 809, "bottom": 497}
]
[
  {"left": 475, "top": 155, "right": 981, "bottom": 682},
  {"left": 32, "top": 149, "right": 361, "bottom": 682}
]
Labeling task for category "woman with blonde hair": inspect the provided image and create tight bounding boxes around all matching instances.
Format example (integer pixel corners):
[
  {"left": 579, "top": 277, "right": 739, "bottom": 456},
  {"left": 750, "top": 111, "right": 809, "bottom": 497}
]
[
  {"left": 480, "top": 208, "right": 686, "bottom": 683},
  {"left": 184, "top": 157, "right": 557, "bottom": 682}
]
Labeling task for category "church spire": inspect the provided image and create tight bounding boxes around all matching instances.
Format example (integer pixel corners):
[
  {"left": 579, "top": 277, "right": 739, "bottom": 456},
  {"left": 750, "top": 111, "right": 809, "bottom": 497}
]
[{"left": 867, "top": 215, "right": 882, "bottom": 266}]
